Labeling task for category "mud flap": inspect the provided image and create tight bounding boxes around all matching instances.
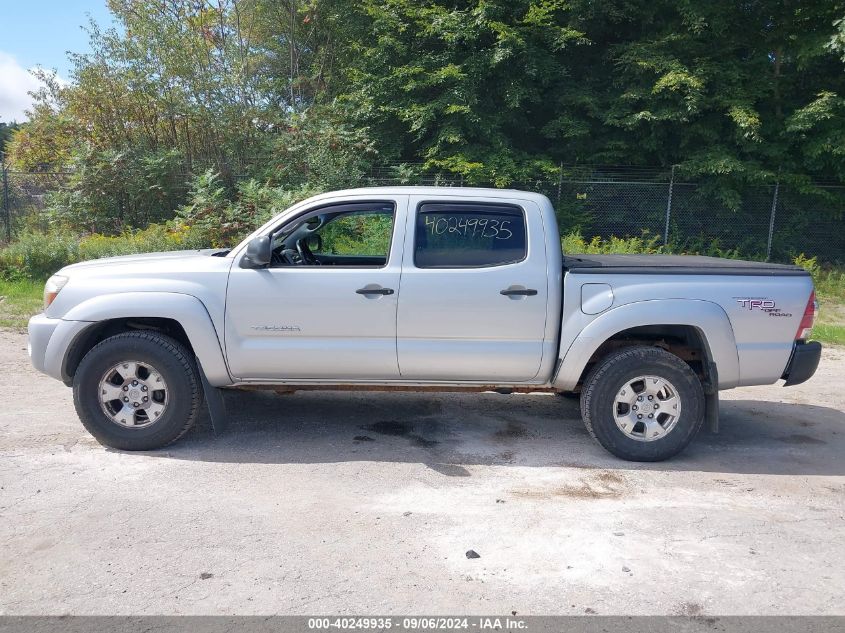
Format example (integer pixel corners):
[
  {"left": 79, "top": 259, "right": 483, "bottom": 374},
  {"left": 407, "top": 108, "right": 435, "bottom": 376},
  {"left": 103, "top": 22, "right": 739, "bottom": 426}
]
[
  {"left": 705, "top": 391, "right": 719, "bottom": 434},
  {"left": 704, "top": 361, "right": 719, "bottom": 434},
  {"left": 197, "top": 359, "right": 229, "bottom": 434}
]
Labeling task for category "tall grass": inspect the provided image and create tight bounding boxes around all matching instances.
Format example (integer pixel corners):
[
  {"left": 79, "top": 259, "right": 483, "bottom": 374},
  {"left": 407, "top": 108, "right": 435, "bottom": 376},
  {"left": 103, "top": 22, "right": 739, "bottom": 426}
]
[
  {"left": 562, "top": 232, "right": 664, "bottom": 254},
  {"left": 0, "top": 225, "right": 211, "bottom": 281},
  {"left": 0, "top": 279, "right": 43, "bottom": 329}
]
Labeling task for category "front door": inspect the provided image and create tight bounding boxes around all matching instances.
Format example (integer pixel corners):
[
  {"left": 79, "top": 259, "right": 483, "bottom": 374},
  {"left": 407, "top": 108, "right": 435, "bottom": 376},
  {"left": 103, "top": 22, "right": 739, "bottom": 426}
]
[
  {"left": 397, "top": 197, "right": 549, "bottom": 382},
  {"left": 224, "top": 198, "right": 406, "bottom": 381}
]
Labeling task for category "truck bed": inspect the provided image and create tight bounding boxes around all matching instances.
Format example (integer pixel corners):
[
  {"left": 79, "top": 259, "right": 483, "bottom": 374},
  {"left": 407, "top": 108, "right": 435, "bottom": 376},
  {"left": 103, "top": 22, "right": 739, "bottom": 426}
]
[{"left": 563, "top": 254, "right": 809, "bottom": 276}]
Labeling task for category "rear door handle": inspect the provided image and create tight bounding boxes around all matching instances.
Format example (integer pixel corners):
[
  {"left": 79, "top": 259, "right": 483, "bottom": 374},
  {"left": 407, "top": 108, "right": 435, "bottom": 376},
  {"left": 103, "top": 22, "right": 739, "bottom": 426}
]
[
  {"left": 356, "top": 287, "right": 395, "bottom": 295},
  {"left": 500, "top": 288, "right": 538, "bottom": 296}
]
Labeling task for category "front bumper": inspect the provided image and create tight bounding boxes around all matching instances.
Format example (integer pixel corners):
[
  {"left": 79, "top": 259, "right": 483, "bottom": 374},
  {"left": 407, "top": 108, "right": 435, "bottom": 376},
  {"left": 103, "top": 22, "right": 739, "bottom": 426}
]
[
  {"left": 28, "top": 313, "right": 61, "bottom": 375},
  {"left": 781, "top": 341, "right": 822, "bottom": 387},
  {"left": 28, "top": 314, "right": 91, "bottom": 383}
]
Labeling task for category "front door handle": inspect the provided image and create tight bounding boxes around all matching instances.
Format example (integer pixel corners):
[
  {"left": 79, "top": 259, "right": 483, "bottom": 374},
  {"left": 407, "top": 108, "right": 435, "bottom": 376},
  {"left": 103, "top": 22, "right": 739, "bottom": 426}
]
[
  {"left": 356, "top": 287, "right": 395, "bottom": 296},
  {"left": 500, "top": 288, "right": 538, "bottom": 296}
]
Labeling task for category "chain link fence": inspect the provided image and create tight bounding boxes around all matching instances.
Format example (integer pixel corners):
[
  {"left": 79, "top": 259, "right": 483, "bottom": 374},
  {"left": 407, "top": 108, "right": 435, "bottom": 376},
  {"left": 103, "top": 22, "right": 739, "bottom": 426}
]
[
  {"left": 2, "top": 163, "right": 844, "bottom": 263},
  {"left": 363, "top": 165, "right": 845, "bottom": 263},
  {"left": 1, "top": 170, "right": 72, "bottom": 239}
]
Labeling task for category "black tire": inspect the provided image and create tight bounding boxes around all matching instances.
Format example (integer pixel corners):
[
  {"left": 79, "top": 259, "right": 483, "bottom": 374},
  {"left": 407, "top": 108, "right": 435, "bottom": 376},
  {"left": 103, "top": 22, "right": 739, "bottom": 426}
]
[
  {"left": 73, "top": 331, "right": 203, "bottom": 450},
  {"left": 580, "top": 346, "right": 705, "bottom": 461}
]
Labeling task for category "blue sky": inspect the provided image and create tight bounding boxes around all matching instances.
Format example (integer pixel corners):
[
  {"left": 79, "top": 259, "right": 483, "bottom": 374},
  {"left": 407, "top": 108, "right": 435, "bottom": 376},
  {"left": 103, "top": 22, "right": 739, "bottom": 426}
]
[{"left": 1, "top": 1, "right": 115, "bottom": 122}]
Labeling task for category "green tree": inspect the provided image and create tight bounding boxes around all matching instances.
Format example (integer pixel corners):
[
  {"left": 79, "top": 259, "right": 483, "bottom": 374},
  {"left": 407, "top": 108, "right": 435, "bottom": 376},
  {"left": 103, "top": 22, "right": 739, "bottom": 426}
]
[
  {"left": 44, "top": 147, "right": 184, "bottom": 233},
  {"left": 332, "top": 0, "right": 845, "bottom": 187},
  {"left": 7, "top": 0, "right": 845, "bottom": 235},
  {"left": 0, "top": 122, "right": 21, "bottom": 158}
]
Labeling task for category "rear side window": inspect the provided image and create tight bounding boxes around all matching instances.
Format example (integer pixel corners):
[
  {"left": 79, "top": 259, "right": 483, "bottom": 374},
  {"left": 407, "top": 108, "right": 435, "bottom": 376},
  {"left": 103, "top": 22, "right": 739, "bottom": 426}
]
[{"left": 414, "top": 202, "right": 527, "bottom": 268}]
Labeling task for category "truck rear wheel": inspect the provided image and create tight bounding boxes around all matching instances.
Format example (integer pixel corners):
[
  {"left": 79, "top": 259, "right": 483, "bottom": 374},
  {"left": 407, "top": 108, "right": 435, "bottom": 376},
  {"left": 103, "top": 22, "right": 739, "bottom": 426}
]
[
  {"left": 580, "top": 346, "right": 705, "bottom": 461},
  {"left": 72, "top": 331, "right": 202, "bottom": 450}
]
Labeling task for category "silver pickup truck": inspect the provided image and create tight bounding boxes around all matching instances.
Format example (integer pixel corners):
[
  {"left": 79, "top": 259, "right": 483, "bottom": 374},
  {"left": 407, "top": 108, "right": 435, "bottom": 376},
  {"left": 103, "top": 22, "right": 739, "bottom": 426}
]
[{"left": 28, "top": 187, "right": 821, "bottom": 461}]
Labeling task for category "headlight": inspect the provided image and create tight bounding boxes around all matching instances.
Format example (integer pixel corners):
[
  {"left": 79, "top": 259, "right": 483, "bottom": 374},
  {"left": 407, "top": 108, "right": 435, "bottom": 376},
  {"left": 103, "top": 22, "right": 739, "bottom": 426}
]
[{"left": 44, "top": 275, "right": 69, "bottom": 309}]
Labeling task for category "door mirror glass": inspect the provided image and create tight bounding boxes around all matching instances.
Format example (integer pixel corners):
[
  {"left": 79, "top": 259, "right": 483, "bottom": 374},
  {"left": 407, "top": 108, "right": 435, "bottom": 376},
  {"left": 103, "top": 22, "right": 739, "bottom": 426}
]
[{"left": 241, "top": 236, "right": 272, "bottom": 268}]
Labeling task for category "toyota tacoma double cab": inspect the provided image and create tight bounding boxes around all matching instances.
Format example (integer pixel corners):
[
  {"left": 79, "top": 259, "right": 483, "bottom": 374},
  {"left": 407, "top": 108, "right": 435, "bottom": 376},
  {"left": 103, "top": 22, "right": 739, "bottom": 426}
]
[{"left": 28, "top": 187, "right": 822, "bottom": 461}]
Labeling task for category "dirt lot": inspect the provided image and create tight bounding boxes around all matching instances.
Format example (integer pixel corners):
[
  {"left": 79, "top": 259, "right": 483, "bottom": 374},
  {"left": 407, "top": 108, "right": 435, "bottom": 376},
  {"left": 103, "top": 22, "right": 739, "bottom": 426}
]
[{"left": 0, "top": 329, "right": 843, "bottom": 616}]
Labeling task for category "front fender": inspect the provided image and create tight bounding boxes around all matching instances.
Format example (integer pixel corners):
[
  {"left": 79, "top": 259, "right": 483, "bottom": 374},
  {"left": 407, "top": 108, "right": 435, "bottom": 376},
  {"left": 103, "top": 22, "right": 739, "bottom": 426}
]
[
  {"left": 50, "top": 292, "right": 231, "bottom": 386},
  {"left": 553, "top": 299, "right": 740, "bottom": 391}
]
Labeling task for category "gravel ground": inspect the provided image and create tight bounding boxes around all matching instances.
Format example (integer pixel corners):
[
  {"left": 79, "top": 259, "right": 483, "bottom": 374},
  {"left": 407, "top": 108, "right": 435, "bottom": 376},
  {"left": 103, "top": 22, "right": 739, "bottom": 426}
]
[{"left": 0, "top": 329, "right": 843, "bottom": 616}]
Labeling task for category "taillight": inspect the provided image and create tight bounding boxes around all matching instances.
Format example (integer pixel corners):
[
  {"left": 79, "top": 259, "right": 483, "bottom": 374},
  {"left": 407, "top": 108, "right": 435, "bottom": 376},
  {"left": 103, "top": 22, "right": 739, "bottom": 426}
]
[{"left": 796, "top": 290, "right": 817, "bottom": 341}]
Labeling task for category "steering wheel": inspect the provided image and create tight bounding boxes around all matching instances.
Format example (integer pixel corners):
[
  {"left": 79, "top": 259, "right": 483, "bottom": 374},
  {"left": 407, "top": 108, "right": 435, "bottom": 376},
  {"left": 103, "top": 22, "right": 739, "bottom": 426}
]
[
  {"left": 297, "top": 238, "right": 321, "bottom": 265},
  {"left": 271, "top": 248, "right": 299, "bottom": 266}
]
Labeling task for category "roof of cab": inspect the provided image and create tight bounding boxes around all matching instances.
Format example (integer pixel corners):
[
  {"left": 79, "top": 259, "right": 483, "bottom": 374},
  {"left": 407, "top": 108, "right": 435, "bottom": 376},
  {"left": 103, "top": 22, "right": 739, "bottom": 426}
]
[{"left": 301, "top": 186, "right": 551, "bottom": 204}]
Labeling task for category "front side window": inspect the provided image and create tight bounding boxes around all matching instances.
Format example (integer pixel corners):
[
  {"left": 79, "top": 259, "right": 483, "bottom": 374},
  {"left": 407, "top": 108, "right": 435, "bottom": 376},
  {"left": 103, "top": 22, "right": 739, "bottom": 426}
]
[
  {"left": 270, "top": 202, "right": 395, "bottom": 267},
  {"left": 316, "top": 212, "right": 394, "bottom": 257},
  {"left": 414, "top": 202, "right": 527, "bottom": 268}
]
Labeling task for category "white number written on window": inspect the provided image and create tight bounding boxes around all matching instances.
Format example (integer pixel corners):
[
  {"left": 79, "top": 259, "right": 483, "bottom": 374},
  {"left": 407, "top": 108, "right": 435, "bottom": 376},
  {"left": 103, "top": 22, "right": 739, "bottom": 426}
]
[{"left": 423, "top": 215, "right": 514, "bottom": 240}]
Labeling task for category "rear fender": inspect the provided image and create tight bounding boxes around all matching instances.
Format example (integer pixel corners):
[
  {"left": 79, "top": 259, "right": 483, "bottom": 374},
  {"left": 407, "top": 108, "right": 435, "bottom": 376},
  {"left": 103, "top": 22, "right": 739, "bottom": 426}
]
[{"left": 553, "top": 299, "right": 740, "bottom": 391}]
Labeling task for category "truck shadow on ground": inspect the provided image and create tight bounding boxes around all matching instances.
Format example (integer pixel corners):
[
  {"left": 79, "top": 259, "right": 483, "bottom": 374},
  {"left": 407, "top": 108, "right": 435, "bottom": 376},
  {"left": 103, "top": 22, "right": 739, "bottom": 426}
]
[{"left": 144, "top": 389, "right": 845, "bottom": 476}]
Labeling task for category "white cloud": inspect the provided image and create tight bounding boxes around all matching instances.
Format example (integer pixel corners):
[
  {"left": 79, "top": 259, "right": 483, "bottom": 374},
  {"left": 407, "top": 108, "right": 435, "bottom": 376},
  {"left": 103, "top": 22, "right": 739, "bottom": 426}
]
[{"left": 0, "top": 51, "right": 45, "bottom": 123}]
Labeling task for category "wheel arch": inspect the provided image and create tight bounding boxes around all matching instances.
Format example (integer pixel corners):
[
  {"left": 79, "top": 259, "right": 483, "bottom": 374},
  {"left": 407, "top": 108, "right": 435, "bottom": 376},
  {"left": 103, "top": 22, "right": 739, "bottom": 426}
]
[
  {"left": 553, "top": 299, "right": 739, "bottom": 392},
  {"left": 48, "top": 292, "right": 231, "bottom": 387},
  {"left": 63, "top": 317, "right": 193, "bottom": 383}
]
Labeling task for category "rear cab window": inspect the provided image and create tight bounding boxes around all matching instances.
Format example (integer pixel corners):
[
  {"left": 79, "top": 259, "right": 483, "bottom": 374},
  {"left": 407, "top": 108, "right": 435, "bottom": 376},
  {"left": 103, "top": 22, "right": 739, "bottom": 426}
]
[{"left": 414, "top": 202, "right": 527, "bottom": 268}]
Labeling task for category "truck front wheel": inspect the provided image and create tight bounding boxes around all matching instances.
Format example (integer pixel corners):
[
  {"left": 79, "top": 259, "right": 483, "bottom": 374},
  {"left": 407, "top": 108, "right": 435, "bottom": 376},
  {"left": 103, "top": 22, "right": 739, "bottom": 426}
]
[
  {"left": 72, "top": 331, "right": 202, "bottom": 450},
  {"left": 580, "top": 346, "right": 705, "bottom": 461}
]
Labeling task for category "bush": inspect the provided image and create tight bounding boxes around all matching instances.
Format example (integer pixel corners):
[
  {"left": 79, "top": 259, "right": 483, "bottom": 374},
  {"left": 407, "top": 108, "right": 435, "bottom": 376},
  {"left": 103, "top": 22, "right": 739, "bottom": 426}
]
[
  {"left": 44, "top": 147, "right": 185, "bottom": 234},
  {"left": 0, "top": 226, "right": 206, "bottom": 281},
  {"left": 561, "top": 230, "right": 752, "bottom": 259},
  {"left": 793, "top": 253, "right": 821, "bottom": 278},
  {"left": 0, "top": 231, "right": 81, "bottom": 281},
  {"left": 793, "top": 253, "right": 845, "bottom": 303},
  {"left": 77, "top": 224, "right": 198, "bottom": 260},
  {"left": 176, "top": 171, "right": 321, "bottom": 247},
  {"left": 265, "top": 109, "right": 378, "bottom": 190},
  {"left": 0, "top": 176, "right": 322, "bottom": 280},
  {"left": 562, "top": 231, "right": 665, "bottom": 255}
]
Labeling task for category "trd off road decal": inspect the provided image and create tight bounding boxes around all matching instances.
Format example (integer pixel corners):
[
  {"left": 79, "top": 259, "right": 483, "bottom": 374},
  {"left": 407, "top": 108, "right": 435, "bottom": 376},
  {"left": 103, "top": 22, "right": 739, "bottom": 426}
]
[{"left": 734, "top": 297, "right": 793, "bottom": 318}]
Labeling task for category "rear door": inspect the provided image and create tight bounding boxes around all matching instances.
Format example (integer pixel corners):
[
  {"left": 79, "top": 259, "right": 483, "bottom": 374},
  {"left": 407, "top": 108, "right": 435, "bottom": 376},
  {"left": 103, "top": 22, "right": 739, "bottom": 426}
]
[{"left": 396, "top": 196, "right": 549, "bottom": 381}]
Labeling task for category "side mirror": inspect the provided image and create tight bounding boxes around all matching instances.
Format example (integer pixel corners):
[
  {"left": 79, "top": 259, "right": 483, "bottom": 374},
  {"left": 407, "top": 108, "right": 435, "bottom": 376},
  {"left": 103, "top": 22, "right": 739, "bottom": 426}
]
[{"left": 241, "top": 236, "right": 272, "bottom": 268}]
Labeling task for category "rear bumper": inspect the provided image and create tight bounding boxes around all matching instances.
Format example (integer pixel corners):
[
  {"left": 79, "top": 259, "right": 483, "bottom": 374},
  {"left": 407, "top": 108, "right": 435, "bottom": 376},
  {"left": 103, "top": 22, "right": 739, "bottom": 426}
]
[{"left": 781, "top": 341, "right": 822, "bottom": 387}]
